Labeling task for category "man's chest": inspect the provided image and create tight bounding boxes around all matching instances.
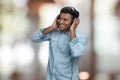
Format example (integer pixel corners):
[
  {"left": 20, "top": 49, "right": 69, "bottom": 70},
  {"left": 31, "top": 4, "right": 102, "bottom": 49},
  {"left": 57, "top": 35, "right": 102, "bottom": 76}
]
[{"left": 50, "top": 34, "right": 70, "bottom": 53}]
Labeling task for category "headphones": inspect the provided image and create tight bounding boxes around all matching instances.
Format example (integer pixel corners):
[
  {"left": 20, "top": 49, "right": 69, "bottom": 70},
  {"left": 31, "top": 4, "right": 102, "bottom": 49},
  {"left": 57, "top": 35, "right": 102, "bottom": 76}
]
[{"left": 70, "top": 7, "right": 79, "bottom": 24}]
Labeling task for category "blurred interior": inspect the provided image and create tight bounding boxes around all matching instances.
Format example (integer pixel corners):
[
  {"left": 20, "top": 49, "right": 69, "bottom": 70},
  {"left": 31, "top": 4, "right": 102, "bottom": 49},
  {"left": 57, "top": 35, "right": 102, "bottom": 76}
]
[{"left": 0, "top": 0, "right": 120, "bottom": 80}]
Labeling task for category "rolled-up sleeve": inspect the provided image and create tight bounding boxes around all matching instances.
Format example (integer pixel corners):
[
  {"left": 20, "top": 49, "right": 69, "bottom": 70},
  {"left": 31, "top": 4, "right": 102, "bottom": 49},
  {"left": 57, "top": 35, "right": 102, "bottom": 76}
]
[
  {"left": 69, "top": 34, "right": 87, "bottom": 58},
  {"left": 32, "top": 28, "right": 51, "bottom": 43}
]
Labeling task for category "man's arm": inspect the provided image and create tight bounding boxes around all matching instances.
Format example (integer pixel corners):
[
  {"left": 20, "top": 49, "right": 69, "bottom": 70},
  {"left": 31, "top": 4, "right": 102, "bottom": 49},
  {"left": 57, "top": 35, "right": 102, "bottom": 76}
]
[
  {"left": 69, "top": 18, "right": 87, "bottom": 58},
  {"left": 32, "top": 16, "right": 58, "bottom": 43},
  {"left": 42, "top": 26, "right": 56, "bottom": 35},
  {"left": 69, "top": 34, "right": 87, "bottom": 58},
  {"left": 70, "top": 18, "right": 80, "bottom": 40}
]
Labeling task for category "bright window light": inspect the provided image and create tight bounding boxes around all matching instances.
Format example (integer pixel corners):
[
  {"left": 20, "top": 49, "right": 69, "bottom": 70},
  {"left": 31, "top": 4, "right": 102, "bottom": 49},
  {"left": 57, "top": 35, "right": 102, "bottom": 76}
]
[
  {"left": 0, "top": 45, "right": 15, "bottom": 64},
  {"left": 0, "top": 45, "right": 16, "bottom": 75},
  {"left": 39, "top": 4, "right": 61, "bottom": 28},
  {"left": 12, "top": 0, "right": 28, "bottom": 7},
  {"left": 13, "top": 42, "right": 35, "bottom": 66},
  {"left": 38, "top": 42, "right": 49, "bottom": 69},
  {"left": 94, "top": 0, "right": 120, "bottom": 55}
]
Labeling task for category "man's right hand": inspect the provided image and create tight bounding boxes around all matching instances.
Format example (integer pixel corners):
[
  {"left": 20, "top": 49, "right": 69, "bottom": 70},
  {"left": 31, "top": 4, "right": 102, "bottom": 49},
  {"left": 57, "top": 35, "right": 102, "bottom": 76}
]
[
  {"left": 50, "top": 16, "right": 59, "bottom": 30},
  {"left": 42, "top": 16, "right": 58, "bottom": 35}
]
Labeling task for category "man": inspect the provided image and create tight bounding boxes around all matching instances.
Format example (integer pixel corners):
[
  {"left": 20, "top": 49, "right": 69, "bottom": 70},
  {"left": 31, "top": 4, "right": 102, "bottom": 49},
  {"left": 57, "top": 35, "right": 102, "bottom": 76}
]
[{"left": 32, "top": 6, "right": 87, "bottom": 80}]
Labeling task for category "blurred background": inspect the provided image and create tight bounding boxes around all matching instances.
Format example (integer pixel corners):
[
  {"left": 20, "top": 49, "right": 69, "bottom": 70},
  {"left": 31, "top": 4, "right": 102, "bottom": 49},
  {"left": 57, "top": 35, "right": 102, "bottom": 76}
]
[{"left": 0, "top": 0, "right": 120, "bottom": 80}]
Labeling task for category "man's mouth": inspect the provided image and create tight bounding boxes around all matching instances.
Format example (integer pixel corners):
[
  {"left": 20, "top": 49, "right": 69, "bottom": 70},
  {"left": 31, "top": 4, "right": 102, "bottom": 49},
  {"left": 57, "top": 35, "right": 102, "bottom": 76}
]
[{"left": 59, "top": 24, "right": 64, "bottom": 28}]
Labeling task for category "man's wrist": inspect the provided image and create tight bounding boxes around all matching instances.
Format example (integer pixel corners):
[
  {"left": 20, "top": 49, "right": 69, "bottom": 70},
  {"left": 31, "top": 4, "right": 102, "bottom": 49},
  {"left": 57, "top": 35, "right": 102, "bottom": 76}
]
[
  {"left": 50, "top": 26, "right": 57, "bottom": 30},
  {"left": 70, "top": 30, "right": 76, "bottom": 40},
  {"left": 70, "top": 29, "right": 75, "bottom": 33}
]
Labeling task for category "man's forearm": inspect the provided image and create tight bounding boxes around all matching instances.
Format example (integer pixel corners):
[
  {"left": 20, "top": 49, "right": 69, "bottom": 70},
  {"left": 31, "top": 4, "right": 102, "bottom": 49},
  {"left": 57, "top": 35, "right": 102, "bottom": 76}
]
[
  {"left": 70, "top": 30, "right": 76, "bottom": 40},
  {"left": 42, "top": 26, "right": 55, "bottom": 35}
]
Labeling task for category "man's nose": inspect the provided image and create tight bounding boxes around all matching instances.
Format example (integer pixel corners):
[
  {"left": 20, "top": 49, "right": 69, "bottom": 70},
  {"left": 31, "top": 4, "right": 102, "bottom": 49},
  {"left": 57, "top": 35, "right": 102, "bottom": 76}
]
[{"left": 59, "top": 19, "right": 64, "bottom": 24}]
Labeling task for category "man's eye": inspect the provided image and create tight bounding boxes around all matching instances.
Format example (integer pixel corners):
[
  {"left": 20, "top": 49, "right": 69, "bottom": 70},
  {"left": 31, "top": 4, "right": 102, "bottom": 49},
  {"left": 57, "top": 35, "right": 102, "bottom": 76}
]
[{"left": 64, "top": 19, "right": 67, "bottom": 21}]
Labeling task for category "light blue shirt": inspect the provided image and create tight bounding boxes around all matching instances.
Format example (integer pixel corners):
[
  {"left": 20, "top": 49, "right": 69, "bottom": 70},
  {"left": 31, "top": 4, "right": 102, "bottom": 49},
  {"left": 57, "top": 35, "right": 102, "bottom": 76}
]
[{"left": 32, "top": 29, "right": 87, "bottom": 80}]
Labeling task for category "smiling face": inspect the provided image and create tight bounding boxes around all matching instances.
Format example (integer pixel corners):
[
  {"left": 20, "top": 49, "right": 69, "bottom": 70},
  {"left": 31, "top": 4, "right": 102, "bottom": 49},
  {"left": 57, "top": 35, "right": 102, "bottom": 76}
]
[{"left": 57, "top": 13, "right": 73, "bottom": 32}]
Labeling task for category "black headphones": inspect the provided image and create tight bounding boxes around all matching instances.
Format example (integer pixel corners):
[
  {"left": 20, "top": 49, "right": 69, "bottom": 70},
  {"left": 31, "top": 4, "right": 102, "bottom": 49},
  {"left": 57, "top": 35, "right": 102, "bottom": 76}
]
[
  {"left": 71, "top": 7, "right": 79, "bottom": 17},
  {"left": 70, "top": 7, "right": 79, "bottom": 24}
]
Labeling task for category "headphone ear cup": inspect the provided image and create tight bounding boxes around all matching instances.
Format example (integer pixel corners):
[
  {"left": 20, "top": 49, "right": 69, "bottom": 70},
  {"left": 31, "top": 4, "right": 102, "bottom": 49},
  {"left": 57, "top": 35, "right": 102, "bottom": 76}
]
[{"left": 74, "top": 10, "right": 79, "bottom": 17}]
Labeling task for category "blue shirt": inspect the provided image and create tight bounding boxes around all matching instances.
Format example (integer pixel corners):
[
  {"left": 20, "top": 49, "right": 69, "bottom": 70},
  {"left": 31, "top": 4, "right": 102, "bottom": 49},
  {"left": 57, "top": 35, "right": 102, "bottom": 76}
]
[{"left": 32, "top": 29, "right": 87, "bottom": 80}]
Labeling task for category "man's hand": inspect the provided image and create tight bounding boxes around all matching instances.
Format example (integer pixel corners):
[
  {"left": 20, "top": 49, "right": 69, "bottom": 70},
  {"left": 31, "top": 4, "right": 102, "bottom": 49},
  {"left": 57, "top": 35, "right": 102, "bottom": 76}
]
[
  {"left": 70, "top": 17, "right": 80, "bottom": 31},
  {"left": 42, "top": 16, "right": 58, "bottom": 35},
  {"left": 70, "top": 17, "right": 80, "bottom": 40},
  {"left": 50, "top": 15, "right": 59, "bottom": 30}
]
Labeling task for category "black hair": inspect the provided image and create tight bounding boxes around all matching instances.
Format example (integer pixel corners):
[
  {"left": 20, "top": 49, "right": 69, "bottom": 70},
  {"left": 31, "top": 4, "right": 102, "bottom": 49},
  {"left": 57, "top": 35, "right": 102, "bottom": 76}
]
[
  {"left": 60, "top": 6, "right": 79, "bottom": 24},
  {"left": 60, "top": 6, "right": 79, "bottom": 17}
]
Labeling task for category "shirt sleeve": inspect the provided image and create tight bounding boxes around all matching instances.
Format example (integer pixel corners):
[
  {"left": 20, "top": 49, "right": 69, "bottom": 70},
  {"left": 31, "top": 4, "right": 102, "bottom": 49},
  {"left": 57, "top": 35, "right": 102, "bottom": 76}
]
[
  {"left": 69, "top": 34, "right": 87, "bottom": 58},
  {"left": 32, "top": 28, "right": 52, "bottom": 43}
]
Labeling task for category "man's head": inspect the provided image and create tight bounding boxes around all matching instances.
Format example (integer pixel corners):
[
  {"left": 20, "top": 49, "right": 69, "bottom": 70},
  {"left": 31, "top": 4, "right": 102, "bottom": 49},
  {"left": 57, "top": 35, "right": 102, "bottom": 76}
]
[
  {"left": 60, "top": 6, "right": 79, "bottom": 23},
  {"left": 57, "top": 6, "right": 79, "bottom": 32}
]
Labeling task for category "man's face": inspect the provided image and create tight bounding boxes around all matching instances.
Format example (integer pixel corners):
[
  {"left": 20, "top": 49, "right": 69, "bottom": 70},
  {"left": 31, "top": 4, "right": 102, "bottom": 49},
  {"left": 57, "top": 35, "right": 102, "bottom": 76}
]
[{"left": 57, "top": 13, "right": 72, "bottom": 32}]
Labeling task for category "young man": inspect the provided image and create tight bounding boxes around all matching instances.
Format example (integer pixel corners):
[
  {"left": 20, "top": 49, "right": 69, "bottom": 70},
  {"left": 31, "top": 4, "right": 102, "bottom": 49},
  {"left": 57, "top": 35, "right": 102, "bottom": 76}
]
[{"left": 32, "top": 6, "right": 87, "bottom": 80}]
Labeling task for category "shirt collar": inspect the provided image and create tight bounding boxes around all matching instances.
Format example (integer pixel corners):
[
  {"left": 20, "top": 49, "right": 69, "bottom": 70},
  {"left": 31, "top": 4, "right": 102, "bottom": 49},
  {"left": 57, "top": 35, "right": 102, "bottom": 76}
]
[{"left": 60, "top": 30, "right": 70, "bottom": 36}]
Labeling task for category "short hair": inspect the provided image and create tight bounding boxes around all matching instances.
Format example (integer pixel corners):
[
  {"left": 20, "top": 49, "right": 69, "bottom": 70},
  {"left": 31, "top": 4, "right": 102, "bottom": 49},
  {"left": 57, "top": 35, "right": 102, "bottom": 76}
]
[{"left": 60, "top": 6, "right": 79, "bottom": 18}]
